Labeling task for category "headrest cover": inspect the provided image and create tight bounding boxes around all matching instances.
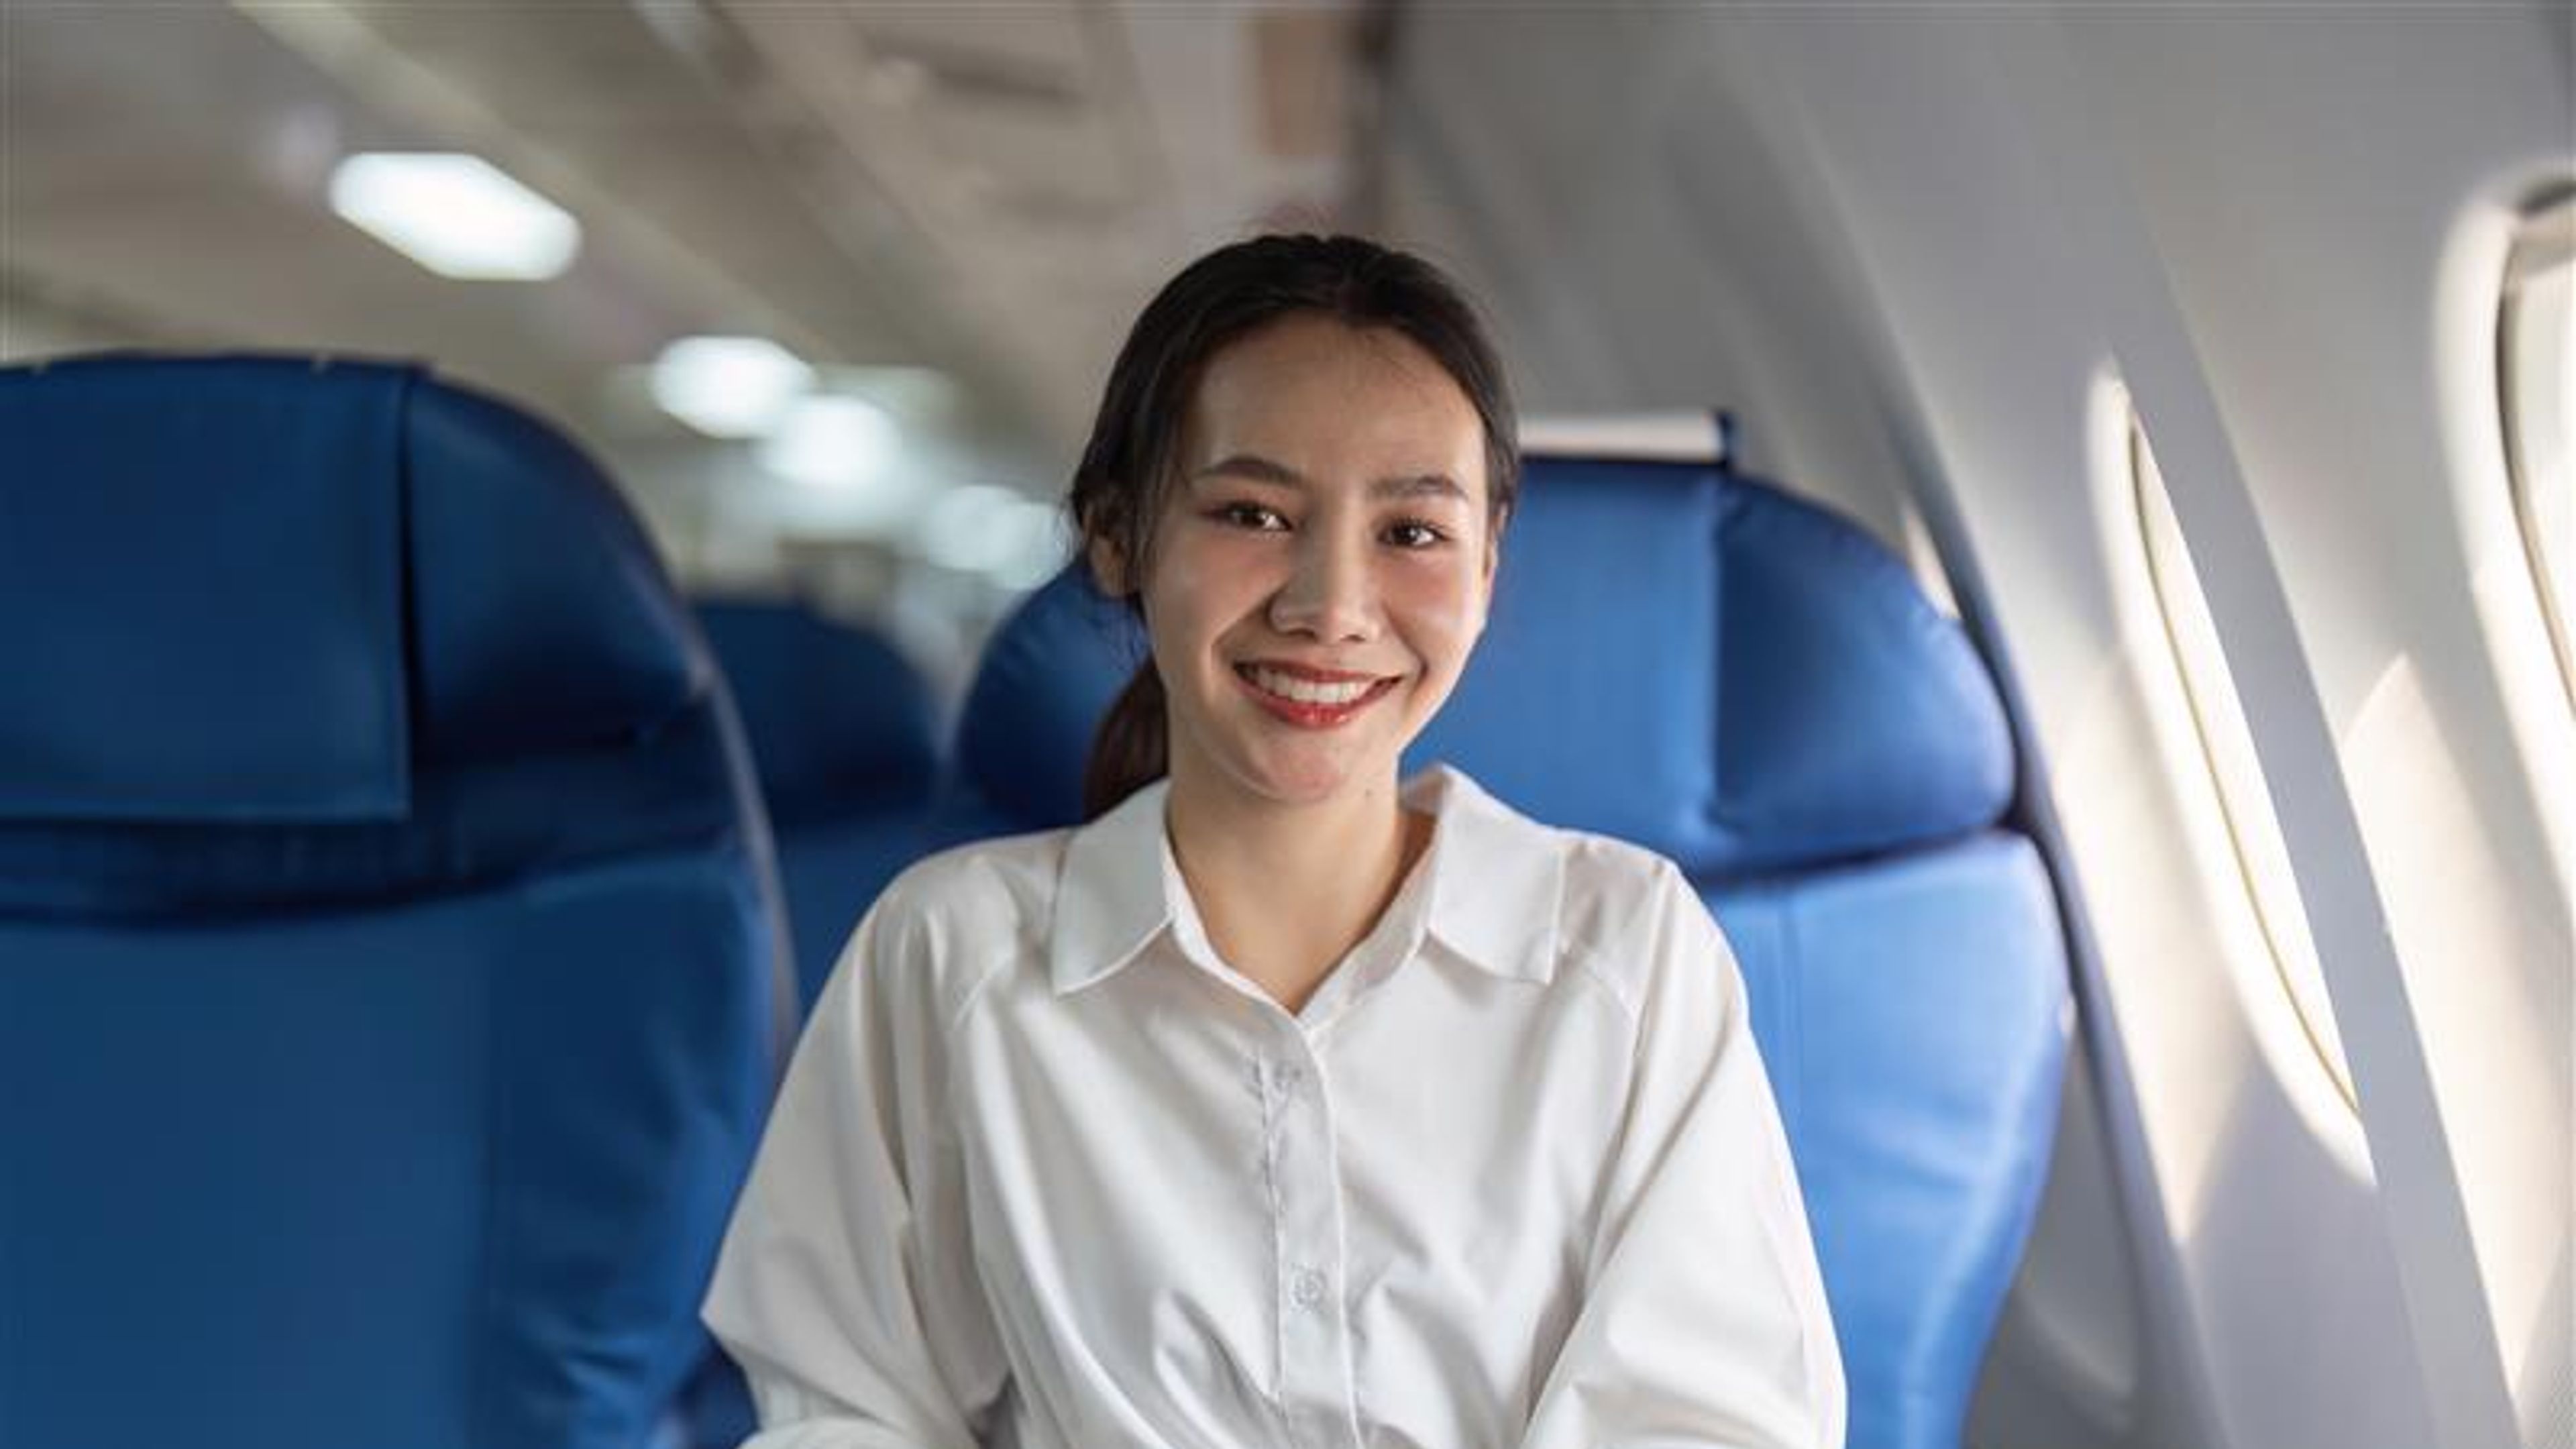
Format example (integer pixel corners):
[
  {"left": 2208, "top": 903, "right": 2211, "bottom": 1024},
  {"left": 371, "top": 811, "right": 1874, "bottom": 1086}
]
[
  {"left": 953, "top": 568, "right": 1140, "bottom": 830},
  {"left": 404, "top": 378, "right": 704, "bottom": 763},
  {"left": 694, "top": 600, "right": 940, "bottom": 826},
  {"left": 0, "top": 358, "right": 411, "bottom": 821},
  {"left": 0, "top": 354, "right": 739, "bottom": 919},
  {"left": 953, "top": 458, "right": 2013, "bottom": 873},
  {"left": 0, "top": 355, "right": 705, "bottom": 825}
]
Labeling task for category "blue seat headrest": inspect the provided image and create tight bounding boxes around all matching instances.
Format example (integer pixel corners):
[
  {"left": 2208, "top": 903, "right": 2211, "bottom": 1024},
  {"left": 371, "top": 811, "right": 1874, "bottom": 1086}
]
[
  {"left": 694, "top": 600, "right": 940, "bottom": 828},
  {"left": 953, "top": 566, "right": 1144, "bottom": 831},
  {"left": 954, "top": 458, "right": 2012, "bottom": 873},
  {"left": 0, "top": 354, "right": 727, "bottom": 915}
]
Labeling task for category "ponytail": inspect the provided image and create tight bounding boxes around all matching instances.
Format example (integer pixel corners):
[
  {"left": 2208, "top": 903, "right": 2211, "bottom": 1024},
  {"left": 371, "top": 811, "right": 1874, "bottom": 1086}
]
[{"left": 1082, "top": 657, "right": 1169, "bottom": 820}]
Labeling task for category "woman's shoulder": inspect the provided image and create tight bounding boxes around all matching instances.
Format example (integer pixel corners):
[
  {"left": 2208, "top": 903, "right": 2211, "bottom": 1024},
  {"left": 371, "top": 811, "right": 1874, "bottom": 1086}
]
[
  {"left": 877, "top": 824, "right": 1071, "bottom": 913},
  {"left": 1550, "top": 824, "right": 1697, "bottom": 930},
  {"left": 830, "top": 825, "right": 1077, "bottom": 1006},
  {"left": 1435, "top": 766, "right": 1704, "bottom": 991},
  {"left": 1432, "top": 757, "right": 1669, "bottom": 892},
  {"left": 1536, "top": 823, "right": 1721, "bottom": 1016}
]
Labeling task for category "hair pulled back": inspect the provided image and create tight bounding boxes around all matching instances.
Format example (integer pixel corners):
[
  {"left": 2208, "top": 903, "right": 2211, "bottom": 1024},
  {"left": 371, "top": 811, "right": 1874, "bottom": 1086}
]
[{"left": 1069, "top": 233, "right": 1519, "bottom": 820}]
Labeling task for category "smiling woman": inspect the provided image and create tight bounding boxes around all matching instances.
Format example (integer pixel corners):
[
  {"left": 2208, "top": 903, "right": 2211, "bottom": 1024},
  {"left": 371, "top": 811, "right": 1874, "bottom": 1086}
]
[
  {"left": 699, "top": 233, "right": 1846, "bottom": 1449},
  {"left": 1129, "top": 315, "right": 1493, "bottom": 821},
  {"left": 1068, "top": 235, "right": 1521, "bottom": 826}
]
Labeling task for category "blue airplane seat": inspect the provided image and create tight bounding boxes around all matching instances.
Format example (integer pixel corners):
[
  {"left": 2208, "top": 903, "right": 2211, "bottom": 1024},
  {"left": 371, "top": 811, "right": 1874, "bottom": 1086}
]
[
  {"left": 0, "top": 355, "right": 792, "bottom": 1449},
  {"left": 679, "top": 598, "right": 943, "bottom": 1448},
  {"left": 694, "top": 598, "right": 942, "bottom": 1011},
  {"left": 938, "top": 455, "right": 2070, "bottom": 1449}
]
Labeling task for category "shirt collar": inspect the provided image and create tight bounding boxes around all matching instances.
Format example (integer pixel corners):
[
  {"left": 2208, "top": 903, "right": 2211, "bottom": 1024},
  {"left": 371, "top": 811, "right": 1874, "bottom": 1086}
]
[
  {"left": 1049, "top": 776, "right": 1181, "bottom": 996},
  {"left": 1408, "top": 764, "right": 1565, "bottom": 985},
  {"left": 1048, "top": 763, "right": 1564, "bottom": 996}
]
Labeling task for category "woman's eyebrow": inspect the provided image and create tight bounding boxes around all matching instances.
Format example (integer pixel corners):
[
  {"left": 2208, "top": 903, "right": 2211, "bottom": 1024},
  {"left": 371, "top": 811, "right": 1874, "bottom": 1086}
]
[{"left": 1191, "top": 453, "right": 1470, "bottom": 504}]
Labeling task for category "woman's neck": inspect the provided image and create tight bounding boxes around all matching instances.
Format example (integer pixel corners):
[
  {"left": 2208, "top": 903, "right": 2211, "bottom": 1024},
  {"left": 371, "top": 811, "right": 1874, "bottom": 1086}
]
[{"left": 1162, "top": 765, "right": 1431, "bottom": 1014}]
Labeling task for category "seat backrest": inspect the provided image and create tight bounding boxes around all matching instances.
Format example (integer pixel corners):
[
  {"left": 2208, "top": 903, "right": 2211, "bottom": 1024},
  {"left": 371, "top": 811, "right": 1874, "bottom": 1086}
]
[
  {"left": 696, "top": 598, "right": 941, "bottom": 1011},
  {"left": 939, "top": 453, "right": 2070, "bottom": 1449},
  {"left": 0, "top": 356, "right": 790, "bottom": 1449}
]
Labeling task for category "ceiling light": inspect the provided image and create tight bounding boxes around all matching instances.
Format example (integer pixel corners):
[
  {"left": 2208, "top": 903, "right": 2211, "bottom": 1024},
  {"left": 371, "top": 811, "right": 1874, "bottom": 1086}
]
[
  {"left": 761, "top": 394, "right": 901, "bottom": 497},
  {"left": 920, "top": 492, "right": 1068, "bottom": 588},
  {"left": 994, "top": 502, "right": 1072, "bottom": 590},
  {"left": 650, "top": 336, "right": 814, "bottom": 438},
  {"left": 328, "top": 153, "right": 580, "bottom": 280},
  {"left": 921, "top": 484, "right": 1023, "bottom": 574}
]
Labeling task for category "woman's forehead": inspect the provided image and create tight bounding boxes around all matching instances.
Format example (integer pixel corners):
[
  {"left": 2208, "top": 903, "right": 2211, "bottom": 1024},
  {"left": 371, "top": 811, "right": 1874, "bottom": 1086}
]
[{"left": 1179, "top": 317, "right": 1487, "bottom": 497}]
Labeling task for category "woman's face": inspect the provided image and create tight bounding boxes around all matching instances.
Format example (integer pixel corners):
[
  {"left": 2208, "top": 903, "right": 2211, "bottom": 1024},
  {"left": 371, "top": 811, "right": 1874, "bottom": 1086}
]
[{"left": 1097, "top": 313, "right": 1497, "bottom": 814}]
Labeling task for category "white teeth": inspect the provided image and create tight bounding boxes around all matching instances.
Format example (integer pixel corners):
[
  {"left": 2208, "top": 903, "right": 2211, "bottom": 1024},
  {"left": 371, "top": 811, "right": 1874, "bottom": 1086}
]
[{"left": 1246, "top": 665, "right": 1379, "bottom": 706}]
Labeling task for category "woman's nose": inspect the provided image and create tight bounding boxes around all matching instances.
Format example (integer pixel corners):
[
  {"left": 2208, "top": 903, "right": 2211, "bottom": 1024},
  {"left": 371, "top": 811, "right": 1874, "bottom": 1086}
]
[{"left": 1267, "top": 532, "right": 1379, "bottom": 641}]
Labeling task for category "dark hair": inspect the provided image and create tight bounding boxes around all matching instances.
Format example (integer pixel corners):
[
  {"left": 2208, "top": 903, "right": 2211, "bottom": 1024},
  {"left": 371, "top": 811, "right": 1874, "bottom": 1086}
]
[{"left": 1070, "top": 233, "right": 1519, "bottom": 820}]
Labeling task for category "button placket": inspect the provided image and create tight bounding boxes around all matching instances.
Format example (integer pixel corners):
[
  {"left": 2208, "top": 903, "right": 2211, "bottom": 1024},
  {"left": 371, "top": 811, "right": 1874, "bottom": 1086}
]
[{"left": 1264, "top": 1034, "right": 1361, "bottom": 1449}]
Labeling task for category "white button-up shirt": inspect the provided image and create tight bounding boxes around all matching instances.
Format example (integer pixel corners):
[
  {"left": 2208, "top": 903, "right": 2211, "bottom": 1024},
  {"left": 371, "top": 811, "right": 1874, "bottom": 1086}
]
[{"left": 702, "top": 763, "right": 1844, "bottom": 1449}]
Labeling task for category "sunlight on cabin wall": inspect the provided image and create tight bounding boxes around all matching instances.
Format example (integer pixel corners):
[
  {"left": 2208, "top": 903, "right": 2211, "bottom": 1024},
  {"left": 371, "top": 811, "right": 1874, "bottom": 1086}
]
[
  {"left": 2434, "top": 197, "right": 2576, "bottom": 890},
  {"left": 2081, "top": 374, "right": 2359, "bottom": 1196},
  {"left": 2423, "top": 193, "right": 2576, "bottom": 1449},
  {"left": 2343, "top": 650, "right": 2573, "bottom": 1449},
  {"left": 2503, "top": 223, "right": 2575, "bottom": 702},
  {"left": 2082, "top": 378, "right": 2329, "bottom": 1220},
  {"left": 2113, "top": 386, "right": 2372, "bottom": 1167}
]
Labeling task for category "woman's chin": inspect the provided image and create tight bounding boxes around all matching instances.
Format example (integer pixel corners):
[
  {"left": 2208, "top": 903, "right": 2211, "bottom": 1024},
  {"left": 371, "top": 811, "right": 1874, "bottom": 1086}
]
[
  {"left": 1175, "top": 718, "right": 1415, "bottom": 813},
  {"left": 1232, "top": 746, "right": 1405, "bottom": 810}
]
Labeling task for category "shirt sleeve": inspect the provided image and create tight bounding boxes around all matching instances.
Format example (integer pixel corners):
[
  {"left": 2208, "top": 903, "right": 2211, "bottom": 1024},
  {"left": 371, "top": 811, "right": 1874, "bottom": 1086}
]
[
  {"left": 1518, "top": 861, "right": 1847, "bottom": 1449},
  {"left": 700, "top": 879, "right": 1012, "bottom": 1449}
]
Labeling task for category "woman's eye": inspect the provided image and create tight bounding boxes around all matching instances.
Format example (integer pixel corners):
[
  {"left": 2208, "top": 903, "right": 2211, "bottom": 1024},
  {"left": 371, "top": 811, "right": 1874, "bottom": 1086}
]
[{"left": 1212, "top": 502, "right": 1288, "bottom": 531}]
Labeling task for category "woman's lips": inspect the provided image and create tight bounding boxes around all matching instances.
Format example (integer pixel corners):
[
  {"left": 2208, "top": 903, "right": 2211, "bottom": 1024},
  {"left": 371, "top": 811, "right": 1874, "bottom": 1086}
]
[{"left": 1232, "top": 663, "right": 1401, "bottom": 729}]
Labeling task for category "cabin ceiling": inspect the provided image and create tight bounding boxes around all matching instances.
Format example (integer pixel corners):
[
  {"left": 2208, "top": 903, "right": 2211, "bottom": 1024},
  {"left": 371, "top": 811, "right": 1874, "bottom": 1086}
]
[{"left": 3, "top": 0, "right": 1375, "bottom": 469}]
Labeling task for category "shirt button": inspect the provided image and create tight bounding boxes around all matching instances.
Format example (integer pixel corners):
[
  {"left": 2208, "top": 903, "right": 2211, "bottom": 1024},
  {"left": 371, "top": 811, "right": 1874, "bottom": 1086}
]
[
  {"left": 1275, "top": 1064, "right": 1303, "bottom": 1092},
  {"left": 1291, "top": 1269, "right": 1328, "bottom": 1308}
]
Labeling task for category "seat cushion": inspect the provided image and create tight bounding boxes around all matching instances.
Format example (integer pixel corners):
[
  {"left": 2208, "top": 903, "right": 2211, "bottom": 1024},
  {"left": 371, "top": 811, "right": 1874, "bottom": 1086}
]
[
  {"left": 1711, "top": 832, "right": 2071, "bottom": 1449},
  {"left": 0, "top": 850, "right": 777, "bottom": 1449}
]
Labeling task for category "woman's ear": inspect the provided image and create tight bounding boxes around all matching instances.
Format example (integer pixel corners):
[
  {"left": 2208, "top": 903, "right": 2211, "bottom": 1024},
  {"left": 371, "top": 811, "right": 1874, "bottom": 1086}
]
[{"left": 1087, "top": 535, "right": 1132, "bottom": 598}]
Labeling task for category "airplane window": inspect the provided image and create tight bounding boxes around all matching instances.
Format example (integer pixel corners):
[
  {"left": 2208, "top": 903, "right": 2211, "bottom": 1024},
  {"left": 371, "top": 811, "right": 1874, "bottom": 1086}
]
[
  {"left": 2131, "top": 423, "right": 2360, "bottom": 1108},
  {"left": 2501, "top": 195, "right": 2575, "bottom": 709}
]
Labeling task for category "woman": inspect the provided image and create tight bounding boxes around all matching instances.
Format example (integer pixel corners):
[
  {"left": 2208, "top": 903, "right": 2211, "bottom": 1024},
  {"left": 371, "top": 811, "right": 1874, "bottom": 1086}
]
[{"left": 702, "top": 235, "right": 1845, "bottom": 1449}]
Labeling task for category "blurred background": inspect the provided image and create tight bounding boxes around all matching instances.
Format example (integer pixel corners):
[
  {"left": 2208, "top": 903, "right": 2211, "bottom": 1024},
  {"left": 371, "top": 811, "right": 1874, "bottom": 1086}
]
[{"left": 3, "top": 1, "right": 1436, "bottom": 700}]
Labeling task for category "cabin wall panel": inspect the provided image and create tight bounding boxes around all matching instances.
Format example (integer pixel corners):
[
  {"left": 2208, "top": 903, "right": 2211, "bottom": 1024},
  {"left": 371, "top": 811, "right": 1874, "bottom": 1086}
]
[
  {"left": 2054, "top": 17, "right": 2573, "bottom": 1449},
  {"left": 1382, "top": 7, "right": 1913, "bottom": 547},
  {"left": 1384, "top": 6, "right": 2569, "bottom": 1449}
]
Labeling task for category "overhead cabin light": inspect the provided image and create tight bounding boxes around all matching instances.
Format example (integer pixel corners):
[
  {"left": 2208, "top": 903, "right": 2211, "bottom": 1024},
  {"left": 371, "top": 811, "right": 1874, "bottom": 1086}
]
[
  {"left": 918, "top": 487, "right": 1067, "bottom": 588},
  {"left": 994, "top": 500, "right": 1072, "bottom": 591},
  {"left": 651, "top": 336, "right": 815, "bottom": 438},
  {"left": 761, "top": 393, "right": 901, "bottom": 496},
  {"left": 921, "top": 484, "right": 1022, "bottom": 574},
  {"left": 328, "top": 153, "right": 580, "bottom": 280}
]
